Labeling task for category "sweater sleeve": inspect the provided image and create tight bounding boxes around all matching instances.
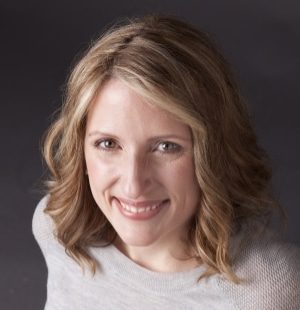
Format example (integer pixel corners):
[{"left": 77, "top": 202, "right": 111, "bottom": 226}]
[
  {"left": 32, "top": 195, "right": 56, "bottom": 256},
  {"left": 272, "top": 242, "right": 300, "bottom": 309},
  {"left": 219, "top": 235, "right": 300, "bottom": 310}
]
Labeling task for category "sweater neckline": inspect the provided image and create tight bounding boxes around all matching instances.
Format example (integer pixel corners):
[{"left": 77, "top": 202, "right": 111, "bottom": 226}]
[{"left": 91, "top": 244, "right": 209, "bottom": 293}]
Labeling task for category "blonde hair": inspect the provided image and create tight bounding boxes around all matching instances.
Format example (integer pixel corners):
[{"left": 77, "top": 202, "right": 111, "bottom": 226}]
[{"left": 43, "top": 15, "right": 282, "bottom": 283}]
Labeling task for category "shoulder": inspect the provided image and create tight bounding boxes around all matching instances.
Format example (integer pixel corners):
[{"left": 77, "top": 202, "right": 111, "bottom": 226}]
[
  {"left": 222, "top": 231, "right": 300, "bottom": 309},
  {"left": 238, "top": 235, "right": 300, "bottom": 284},
  {"left": 239, "top": 231, "right": 299, "bottom": 275},
  {"left": 32, "top": 195, "right": 56, "bottom": 253}
]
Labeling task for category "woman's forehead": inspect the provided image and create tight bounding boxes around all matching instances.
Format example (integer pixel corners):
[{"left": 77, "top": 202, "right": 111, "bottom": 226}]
[{"left": 86, "top": 79, "right": 191, "bottom": 138}]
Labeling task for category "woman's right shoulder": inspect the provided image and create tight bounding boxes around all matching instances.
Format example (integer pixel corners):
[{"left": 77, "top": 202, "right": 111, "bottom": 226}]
[{"left": 32, "top": 195, "right": 56, "bottom": 252}]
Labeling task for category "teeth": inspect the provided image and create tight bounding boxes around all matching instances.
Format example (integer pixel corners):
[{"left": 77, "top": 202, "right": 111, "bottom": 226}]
[{"left": 120, "top": 202, "right": 161, "bottom": 214}]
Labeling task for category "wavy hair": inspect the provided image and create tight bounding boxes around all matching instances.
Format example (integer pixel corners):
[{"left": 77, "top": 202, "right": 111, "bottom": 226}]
[{"left": 43, "top": 15, "right": 283, "bottom": 283}]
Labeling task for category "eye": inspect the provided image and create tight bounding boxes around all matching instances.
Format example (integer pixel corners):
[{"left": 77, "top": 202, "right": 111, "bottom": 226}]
[
  {"left": 156, "top": 141, "right": 181, "bottom": 153},
  {"left": 95, "top": 139, "right": 118, "bottom": 151}
]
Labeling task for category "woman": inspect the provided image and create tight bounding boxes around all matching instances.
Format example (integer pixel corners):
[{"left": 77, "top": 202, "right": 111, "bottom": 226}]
[{"left": 33, "top": 15, "right": 299, "bottom": 309}]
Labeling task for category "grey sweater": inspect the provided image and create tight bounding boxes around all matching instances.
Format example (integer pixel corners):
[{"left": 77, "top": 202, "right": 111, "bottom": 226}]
[{"left": 33, "top": 196, "right": 300, "bottom": 310}]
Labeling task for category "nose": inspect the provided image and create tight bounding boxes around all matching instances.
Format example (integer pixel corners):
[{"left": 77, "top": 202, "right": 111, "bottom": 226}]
[{"left": 121, "top": 152, "right": 152, "bottom": 199}]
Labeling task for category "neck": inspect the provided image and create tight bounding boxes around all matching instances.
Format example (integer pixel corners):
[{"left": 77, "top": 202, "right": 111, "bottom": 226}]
[{"left": 114, "top": 237, "right": 200, "bottom": 273}]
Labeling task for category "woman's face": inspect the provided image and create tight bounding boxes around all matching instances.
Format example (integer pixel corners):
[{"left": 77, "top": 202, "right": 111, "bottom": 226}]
[{"left": 84, "top": 78, "right": 200, "bottom": 250}]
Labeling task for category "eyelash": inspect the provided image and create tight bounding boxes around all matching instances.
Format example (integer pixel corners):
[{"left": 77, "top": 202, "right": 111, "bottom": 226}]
[
  {"left": 155, "top": 141, "right": 181, "bottom": 153},
  {"left": 94, "top": 139, "right": 119, "bottom": 151},
  {"left": 94, "top": 139, "right": 182, "bottom": 154}
]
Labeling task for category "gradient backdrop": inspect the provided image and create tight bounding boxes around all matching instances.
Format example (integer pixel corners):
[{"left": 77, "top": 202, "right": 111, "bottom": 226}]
[{"left": 1, "top": 1, "right": 299, "bottom": 309}]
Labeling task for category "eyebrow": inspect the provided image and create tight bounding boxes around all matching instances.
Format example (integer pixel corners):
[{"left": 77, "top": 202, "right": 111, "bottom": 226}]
[{"left": 87, "top": 130, "right": 191, "bottom": 142}]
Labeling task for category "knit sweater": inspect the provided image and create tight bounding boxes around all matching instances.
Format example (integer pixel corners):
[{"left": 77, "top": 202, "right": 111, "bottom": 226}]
[{"left": 32, "top": 196, "right": 300, "bottom": 310}]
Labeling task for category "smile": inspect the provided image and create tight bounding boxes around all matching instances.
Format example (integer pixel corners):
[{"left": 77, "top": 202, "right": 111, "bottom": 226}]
[
  {"left": 113, "top": 197, "right": 169, "bottom": 220},
  {"left": 119, "top": 202, "right": 161, "bottom": 214}
]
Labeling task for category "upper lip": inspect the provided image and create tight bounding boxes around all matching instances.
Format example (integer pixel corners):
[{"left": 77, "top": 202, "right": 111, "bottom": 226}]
[{"left": 116, "top": 197, "right": 167, "bottom": 208}]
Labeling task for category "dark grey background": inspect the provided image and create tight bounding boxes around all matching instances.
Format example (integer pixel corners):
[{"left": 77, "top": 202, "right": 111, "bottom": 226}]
[{"left": 1, "top": 1, "right": 299, "bottom": 309}]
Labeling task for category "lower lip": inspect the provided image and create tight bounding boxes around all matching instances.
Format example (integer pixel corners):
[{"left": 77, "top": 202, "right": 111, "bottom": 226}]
[{"left": 113, "top": 198, "right": 169, "bottom": 221}]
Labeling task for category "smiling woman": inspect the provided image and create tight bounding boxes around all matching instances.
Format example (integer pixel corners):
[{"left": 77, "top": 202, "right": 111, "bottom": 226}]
[{"left": 33, "top": 15, "right": 299, "bottom": 310}]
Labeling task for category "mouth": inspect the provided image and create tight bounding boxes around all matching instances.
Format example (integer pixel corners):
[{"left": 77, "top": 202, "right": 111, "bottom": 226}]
[{"left": 113, "top": 197, "right": 170, "bottom": 220}]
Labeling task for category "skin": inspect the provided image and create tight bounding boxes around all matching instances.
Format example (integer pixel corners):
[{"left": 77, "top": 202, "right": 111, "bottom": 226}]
[{"left": 84, "top": 78, "right": 201, "bottom": 272}]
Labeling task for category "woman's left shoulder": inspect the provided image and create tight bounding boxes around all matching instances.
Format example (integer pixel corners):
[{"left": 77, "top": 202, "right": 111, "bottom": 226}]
[
  {"left": 219, "top": 230, "right": 300, "bottom": 310},
  {"left": 242, "top": 233, "right": 300, "bottom": 279},
  {"left": 228, "top": 231, "right": 300, "bottom": 309}
]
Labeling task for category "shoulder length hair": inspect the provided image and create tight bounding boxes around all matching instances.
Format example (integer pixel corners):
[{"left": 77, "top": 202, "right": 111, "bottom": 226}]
[{"left": 43, "top": 15, "right": 282, "bottom": 283}]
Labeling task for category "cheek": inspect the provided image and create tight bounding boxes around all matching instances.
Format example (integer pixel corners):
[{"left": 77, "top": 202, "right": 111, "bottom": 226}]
[
  {"left": 171, "top": 159, "right": 200, "bottom": 208},
  {"left": 85, "top": 152, "right": 117, "bottom": 195},
  {"left": 86, "top": 150, "right": 116, "bottom": 175},
  {"left": 161, "top": 156, "right": 197, "bottom": 190}
]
